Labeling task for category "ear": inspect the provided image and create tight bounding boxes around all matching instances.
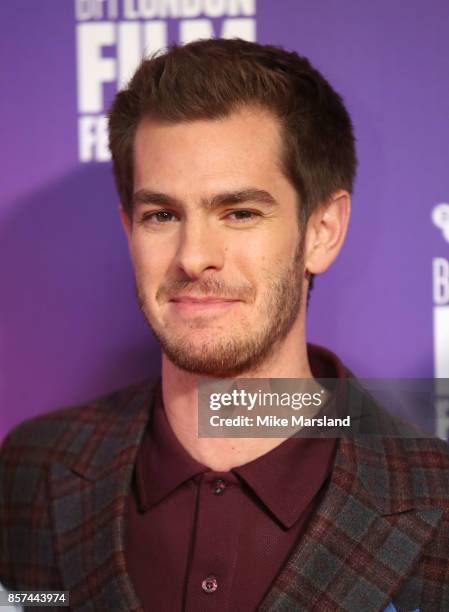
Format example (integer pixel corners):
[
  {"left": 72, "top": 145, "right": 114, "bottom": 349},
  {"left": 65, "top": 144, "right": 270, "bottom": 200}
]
[
  {"left": 119, "top": 205, "right": 132, "bottom": 244},
  {"left": 304, "top": 190, "right": 351, "bottom": 275}
]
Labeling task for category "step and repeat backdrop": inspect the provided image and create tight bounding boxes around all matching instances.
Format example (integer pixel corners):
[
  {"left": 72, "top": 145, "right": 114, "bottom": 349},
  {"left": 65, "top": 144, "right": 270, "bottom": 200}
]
[{"left": 1, "top": 0, "right": 448, "bottom": 438}]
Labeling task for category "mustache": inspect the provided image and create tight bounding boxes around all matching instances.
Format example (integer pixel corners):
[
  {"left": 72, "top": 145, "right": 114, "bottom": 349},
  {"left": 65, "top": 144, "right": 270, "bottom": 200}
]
[{"left": 156, "top": 278, "right": 255, "bottom": 302}]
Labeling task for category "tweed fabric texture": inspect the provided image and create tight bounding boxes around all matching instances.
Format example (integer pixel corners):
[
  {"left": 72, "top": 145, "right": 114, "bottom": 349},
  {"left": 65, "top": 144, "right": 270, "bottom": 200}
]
[{"left": 1, "top": 377, "right": 449, "bottom": 611}]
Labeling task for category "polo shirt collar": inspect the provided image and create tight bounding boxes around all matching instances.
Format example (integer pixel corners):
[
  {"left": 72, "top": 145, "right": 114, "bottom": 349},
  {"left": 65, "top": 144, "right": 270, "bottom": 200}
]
[
  {"left": 135, "top": 383, "right": 207, "bottom": 512},
  {"left": 233, "top": 436, "right": 337, "bottom": 528},
  {"left": 135, "top": 343, "right": 346, "bottom": 529}
]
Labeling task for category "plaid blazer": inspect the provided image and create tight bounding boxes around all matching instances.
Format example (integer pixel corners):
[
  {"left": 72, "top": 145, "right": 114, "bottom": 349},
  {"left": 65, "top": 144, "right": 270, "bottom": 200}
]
[{"left": 1, "top": 378, "right": 449, "bottom": 611}]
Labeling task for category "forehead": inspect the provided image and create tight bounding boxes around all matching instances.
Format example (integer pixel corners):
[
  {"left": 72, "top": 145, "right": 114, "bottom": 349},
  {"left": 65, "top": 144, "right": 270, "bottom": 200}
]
[{"left": 132, "top": 106, "right": 288, "bottom": 196}]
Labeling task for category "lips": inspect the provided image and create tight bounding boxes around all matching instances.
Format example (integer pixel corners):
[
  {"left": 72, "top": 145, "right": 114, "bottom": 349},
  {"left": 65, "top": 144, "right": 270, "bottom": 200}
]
[
  {"left": 170, "top": 296, "right": 238, "bottom": 303},
  {"left": 169, "top": 296, "right": 240, "bottom": 314}
]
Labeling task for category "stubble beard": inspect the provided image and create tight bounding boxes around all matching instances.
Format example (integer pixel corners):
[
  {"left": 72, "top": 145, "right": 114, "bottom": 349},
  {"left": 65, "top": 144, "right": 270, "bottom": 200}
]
[{"left": 136, "top": 240, "right": 305, "bottom": 377}]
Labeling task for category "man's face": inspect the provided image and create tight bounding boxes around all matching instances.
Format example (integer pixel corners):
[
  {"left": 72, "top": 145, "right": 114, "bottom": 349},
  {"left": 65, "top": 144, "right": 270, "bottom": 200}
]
[{"left": 125, "top": 106, "right": 308, "bottom": 377}]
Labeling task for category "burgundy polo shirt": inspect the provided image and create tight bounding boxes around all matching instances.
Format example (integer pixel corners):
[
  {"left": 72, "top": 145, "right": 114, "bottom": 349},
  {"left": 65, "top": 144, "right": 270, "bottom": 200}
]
[{"left": 125, "top": 345, "right": 345, "bottom": 611}]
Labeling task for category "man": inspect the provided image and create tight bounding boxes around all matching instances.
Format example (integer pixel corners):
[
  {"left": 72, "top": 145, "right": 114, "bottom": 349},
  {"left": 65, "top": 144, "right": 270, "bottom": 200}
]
[{"left": 1, "top": 39, "right": 448, "bottom": 611}]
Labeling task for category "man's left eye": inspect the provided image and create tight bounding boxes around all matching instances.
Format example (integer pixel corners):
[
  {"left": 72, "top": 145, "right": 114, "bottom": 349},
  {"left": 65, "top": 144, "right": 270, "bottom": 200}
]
[{"left": 227, "top": 210, "right": 259, "bottom": 222}]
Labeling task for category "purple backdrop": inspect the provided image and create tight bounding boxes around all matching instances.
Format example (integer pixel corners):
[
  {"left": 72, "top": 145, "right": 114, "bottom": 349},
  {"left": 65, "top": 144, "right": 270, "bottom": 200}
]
[{"left": 1, "top": 0, "right": 449, "bottom": 438}]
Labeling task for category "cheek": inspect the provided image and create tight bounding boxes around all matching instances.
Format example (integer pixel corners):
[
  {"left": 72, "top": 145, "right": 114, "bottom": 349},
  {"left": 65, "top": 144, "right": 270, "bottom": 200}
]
[
  {"left": 129, "top": 239, "right": 162, "bottom": 290},
  {"left": 240, "top": 235, "right": 297, "bottom": 270}
]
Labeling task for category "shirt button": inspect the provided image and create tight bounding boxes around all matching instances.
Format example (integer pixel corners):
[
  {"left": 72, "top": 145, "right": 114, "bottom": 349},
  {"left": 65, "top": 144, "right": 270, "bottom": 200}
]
[
  {"left": 211, "top": 479, "right": 226, "bottom": 495},
  {"left": 202, "top": 575, "right": 218, "bottom": 593}
]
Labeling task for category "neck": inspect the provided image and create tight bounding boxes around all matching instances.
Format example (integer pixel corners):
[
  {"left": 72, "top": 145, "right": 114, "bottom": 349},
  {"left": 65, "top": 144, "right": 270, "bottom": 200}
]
[{"left": 161, "top": 324, "right": 317, "bottom": 471}]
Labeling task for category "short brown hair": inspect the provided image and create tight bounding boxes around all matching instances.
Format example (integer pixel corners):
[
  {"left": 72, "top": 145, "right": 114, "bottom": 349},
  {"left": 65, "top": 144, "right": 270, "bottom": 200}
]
[{"left": 108, "top": 38, "right": 357, "bottom": 225}]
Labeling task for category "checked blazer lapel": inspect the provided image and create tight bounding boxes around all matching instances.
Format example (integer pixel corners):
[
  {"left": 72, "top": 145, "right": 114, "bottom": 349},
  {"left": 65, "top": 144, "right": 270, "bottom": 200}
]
[
  {"left": 46, "top": 376, "right": 445, "bottom": 611},
  {"left": 259, "top": 435, "right": 443, "bottom": 611},
  {"left": 49, "top": 381, "right": 158, "bottom": 611}
]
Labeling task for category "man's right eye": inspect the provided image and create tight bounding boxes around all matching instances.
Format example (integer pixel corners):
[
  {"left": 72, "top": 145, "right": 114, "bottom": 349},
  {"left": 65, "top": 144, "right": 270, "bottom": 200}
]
[{"left": 142, "top": 211, "right": 176, "bottom": 223}]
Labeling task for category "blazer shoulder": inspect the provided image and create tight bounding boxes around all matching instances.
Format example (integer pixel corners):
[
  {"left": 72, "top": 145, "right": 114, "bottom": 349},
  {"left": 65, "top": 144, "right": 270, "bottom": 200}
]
[
  {"left": 349, "top": 377, "right": 449, "bottom": 468},
  {"left": 351, "top": 428, "right": 449, "bottom": 513},
  {"left": 342, "top": 383, "right": 449, "bottom": 512},
  {"left": 396, "top": 435, "right": 449, "bottom": 499},
  {"left": 0, "top": 378, "right": 158, "bottom": 470}
]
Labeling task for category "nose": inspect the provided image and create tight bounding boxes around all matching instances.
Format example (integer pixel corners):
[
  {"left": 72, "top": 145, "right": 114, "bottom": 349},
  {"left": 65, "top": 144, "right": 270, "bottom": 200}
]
[{"left": 174, "top": 216, "right": 225, "bottom": 279}]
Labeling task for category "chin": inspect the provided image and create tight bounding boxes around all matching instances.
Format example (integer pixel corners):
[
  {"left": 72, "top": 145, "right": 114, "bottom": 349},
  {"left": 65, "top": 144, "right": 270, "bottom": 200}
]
[
  {"left": 165, "top": 355, "right": 253, "bottom": 378},
  {"left": 159, "top": 333, "right": 274, "bottom": 378}
]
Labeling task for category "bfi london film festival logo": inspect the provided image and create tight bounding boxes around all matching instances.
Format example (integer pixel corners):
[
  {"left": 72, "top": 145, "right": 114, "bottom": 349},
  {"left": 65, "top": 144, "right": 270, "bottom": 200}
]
[
  {"left": 431, "top": 203, "right": 449, "bottom": 440},
  {"left": 74, "top": 0, "right": 257, "bottom": 162}
]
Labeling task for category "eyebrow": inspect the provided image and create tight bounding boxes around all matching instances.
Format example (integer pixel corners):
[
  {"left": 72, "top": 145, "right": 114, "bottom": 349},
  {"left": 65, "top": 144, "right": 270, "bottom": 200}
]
[{"left": 132, "top": 188, "right": 279, "bottom": 210}]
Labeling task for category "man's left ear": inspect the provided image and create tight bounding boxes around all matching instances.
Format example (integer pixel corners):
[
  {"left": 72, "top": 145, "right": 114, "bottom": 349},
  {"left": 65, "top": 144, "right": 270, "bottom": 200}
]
[{"left": 304, "top": 190, "right": 351, "bottom": 275}]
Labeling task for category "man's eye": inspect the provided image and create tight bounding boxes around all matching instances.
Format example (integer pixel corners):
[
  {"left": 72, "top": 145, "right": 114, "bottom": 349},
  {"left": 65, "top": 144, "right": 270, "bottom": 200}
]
[
  {"left": 143, "top": 211, "right": 176, "bottom": 223},
  {"left": 227, "top": 210, "right": 260, "bottom": 222}
]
